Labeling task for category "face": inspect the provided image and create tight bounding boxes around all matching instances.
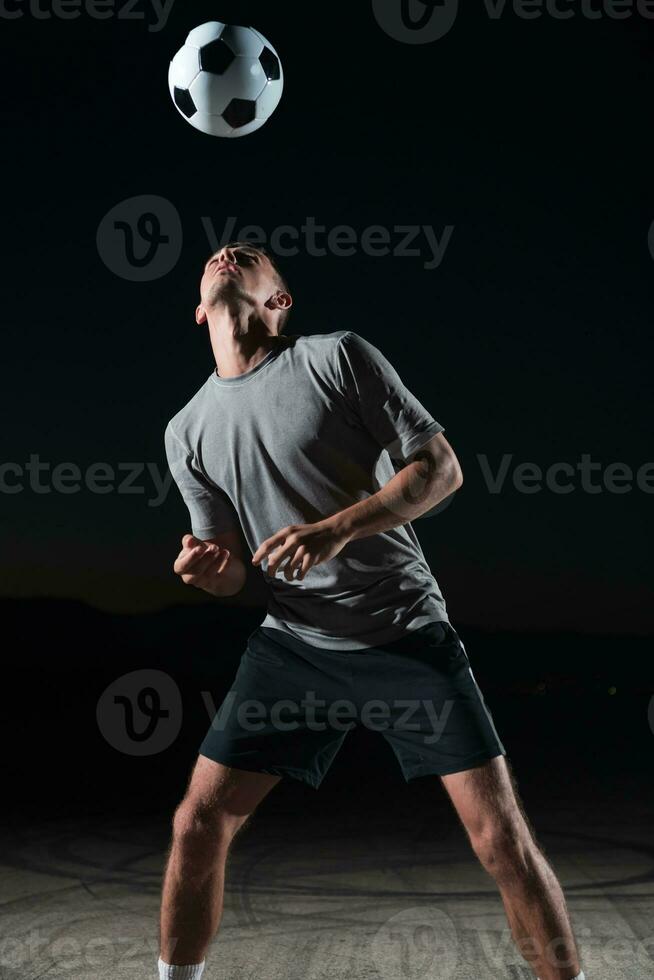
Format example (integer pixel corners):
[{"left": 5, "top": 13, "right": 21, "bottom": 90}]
[{"left": 197, "top": 243, "right": 288, "bottom": 324}]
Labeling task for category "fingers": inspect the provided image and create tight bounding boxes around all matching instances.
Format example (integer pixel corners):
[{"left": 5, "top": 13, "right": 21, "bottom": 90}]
[
  {"left": 185, "top": 546, "right": 231, "bottom": 586},
  {"left": 251, "top": 533, "right": 278, "bottom": 567},
  {"left": 214, "top": 549, "right": 231, "bottom": 576},
  {"left": 299, "top": 552, "right": 312, "bottom": 580},
  {"left": 190, "top": 546, "right": 225, "bottom": 579},
  {"left": 282, "top": 547, "right": 316, "bottom": 582},
  {"left": 267, "top": 542, "right": 295, "bottom": 578},
  {"left": 283, "top": 551, "right": 298, "bottom": 582},
  {"left": 174, "top": 541, "right": 208, "bottom": 576},
  {"left": 252, "top": 527, "right": 316, "bottom": 581},
  {"left": 292, "top": 552, "right": 313, "bottom": 582},
  {"left": 175, "top": 542, "right": 229, "bottom": 580},
  {"left": 285, "top": 546, "right": 307, "bottom": 582},
  {"left": 183, "top": 548, "right": 231, "bottom": 586},
  {"left": 252, "top": 526, "right": 295, "bottom": 567}
]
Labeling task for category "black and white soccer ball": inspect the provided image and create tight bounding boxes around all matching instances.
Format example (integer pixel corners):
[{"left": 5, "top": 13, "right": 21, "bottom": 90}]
[{"left": 168, "top": 22, "right": 284, "bottom": 138}]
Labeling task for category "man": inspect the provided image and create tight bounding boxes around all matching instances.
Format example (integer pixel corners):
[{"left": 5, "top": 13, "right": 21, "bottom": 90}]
[{"left": 161, "top": 242, "right": 585, "bottom": 980}]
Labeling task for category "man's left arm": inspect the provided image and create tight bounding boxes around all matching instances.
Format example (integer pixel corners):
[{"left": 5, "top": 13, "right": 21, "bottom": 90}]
[
  {"left": 326, "top": 430, "right": 462, "bottom": 542},
  {"left": 251, "top": 432, "right": 462, "bottom": 580}
]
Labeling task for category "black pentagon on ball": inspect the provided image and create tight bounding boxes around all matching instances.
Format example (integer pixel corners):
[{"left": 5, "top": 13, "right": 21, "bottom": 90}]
[
  {"left": 222, "top": 98, "right": 256, "bottom": 128},
  {"left": 259, "top": 46, "right": 280, "bottom": 81},
  {"left": 200, "top": 38, "right": 235, "bottom": 75},
  {"left": 174, "top": 87, "right": 196, "bottom": 119}
]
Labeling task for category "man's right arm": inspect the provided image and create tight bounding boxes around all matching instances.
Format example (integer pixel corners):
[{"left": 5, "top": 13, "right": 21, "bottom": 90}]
[
  {"left": 173, "top": 531, "right": 248, "bottom": 599},
  {"left": 165, "top": 422, "right": 248, "bottom": 598}
]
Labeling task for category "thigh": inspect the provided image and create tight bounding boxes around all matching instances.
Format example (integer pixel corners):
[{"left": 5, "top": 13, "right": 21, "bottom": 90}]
[{"left": 184, "top": 754, "right": 281, "bottom": 820}]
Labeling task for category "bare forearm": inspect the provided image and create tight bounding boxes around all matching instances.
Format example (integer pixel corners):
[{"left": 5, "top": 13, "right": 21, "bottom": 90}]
[{"left": 326, "top": 451, "right": 461, "bottom": 543}]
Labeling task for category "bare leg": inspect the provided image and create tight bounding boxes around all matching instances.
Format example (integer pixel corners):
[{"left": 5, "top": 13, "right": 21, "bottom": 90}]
[
  {"left": 440, "top": 756, "right": 581, "bottom": 980},
  {"left": 159, "top": 755, "right": 281, "bottom": 966}
]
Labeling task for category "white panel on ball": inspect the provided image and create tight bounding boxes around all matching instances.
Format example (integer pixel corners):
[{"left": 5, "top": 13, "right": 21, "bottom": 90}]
[
  {"left": 186, "top": 21, "right": 225, "bottom": 49},
  {"left": 249, "top": 27, "right": 273, "bottom": 48},
  {"left": 188, "top": 73, "right": 232, "bottom": 118},
  {"left": 223, "top": 58, "right": 267, "bottom": 102},
  {"left": 255, "top": 78, "right": 284, "bottom": 119},
  {"left": 168, "top": 46, "right": 200, "bottom": 93}
]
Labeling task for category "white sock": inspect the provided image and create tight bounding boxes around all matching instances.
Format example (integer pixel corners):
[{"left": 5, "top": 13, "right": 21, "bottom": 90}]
[
  {"left": 538, "top": 974, "right": 584, "bottom": 980},
  {"left": 158, "top": 957, "right": 205, "bottom": 980}
]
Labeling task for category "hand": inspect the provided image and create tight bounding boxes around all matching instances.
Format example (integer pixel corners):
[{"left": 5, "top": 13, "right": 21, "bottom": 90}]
[
  {"left": 251, "top": 520, "right": 350, "bottom": 582},
  {"left": 173, "top": 533, "right": 232, "bottom": 591}
]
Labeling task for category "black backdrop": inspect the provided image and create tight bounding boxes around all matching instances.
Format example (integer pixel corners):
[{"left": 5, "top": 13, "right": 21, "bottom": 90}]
[{"left": 1, "top": 1, "right": 653, "bottom": 814}]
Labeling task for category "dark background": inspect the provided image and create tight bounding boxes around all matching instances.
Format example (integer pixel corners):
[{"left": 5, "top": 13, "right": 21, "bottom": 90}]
[{"left": 1, "top": 1, "right": 652, "bottom": 817}]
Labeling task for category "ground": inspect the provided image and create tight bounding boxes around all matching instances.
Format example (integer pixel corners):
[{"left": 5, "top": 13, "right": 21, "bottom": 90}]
[{"left": 1, "top": 775, "right": 652, "bottom": 980}]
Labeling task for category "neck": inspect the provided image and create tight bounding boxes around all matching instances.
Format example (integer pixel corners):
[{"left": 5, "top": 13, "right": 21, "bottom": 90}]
[{"left": 206, "top": 306, "right": 280, "bottom": 379}]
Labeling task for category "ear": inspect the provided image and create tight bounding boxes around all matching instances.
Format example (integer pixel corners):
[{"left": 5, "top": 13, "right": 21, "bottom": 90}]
[
  {"left": 266, "top": 290, "right": 293, "bottom": 312},
  {"left": 195, "top": 304, "right": 207, "bottom": 325}
]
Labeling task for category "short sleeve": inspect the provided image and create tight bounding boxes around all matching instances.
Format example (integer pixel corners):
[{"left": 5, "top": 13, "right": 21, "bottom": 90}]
[
  {"left": 164, "top": 422, "right": 239, "bottom": 539},
  {"left": 334, "top": 331, "right": 444, "bottom": 462}
]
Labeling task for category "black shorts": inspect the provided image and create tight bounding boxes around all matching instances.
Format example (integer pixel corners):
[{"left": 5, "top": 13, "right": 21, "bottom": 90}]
[{"left": 199, "top": 621, "right": 506, "bottom": 789}]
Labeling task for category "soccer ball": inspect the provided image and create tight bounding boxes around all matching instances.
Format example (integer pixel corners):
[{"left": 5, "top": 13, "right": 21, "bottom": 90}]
[{"left": 168, "top": 22, "right": 284, "bottom": 138}]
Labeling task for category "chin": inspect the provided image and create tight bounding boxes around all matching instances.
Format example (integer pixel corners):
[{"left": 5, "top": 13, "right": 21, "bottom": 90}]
[{"left": 207, "top": 279, "right": 241, "bottom": 306}]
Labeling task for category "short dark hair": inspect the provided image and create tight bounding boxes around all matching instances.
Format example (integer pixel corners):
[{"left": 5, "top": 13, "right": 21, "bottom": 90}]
[{"left": 206, "top": 241, "right": 292, "bottom": 333}]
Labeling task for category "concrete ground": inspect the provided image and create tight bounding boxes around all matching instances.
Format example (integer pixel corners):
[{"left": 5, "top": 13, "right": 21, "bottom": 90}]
[{"left": 1, "top": 793, "right": 653, "bottom": 980}]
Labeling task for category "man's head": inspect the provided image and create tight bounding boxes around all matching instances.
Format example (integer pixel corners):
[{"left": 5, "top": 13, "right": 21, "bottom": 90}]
[{"left": 196, "top": 241, "right": 292, "bottom": 334}]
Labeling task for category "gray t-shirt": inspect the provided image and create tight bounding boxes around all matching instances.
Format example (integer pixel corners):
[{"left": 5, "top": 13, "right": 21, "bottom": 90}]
[{"left": 164, "top": 330, "right": 450, "bottom": 649}]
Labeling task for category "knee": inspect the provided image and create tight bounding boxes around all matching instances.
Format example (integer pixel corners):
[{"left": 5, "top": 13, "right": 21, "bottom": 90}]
[
  {"left": 172, "top": 797, "right": 241, "bottom": 855},
  {"left": 470, "top": 817, "right": 537, "bottom": 885}
]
